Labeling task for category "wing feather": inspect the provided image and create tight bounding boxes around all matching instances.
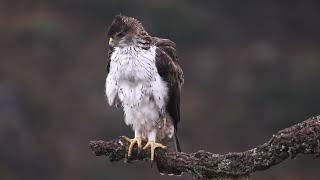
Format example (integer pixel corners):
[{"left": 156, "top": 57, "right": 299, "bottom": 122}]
[{"left": 154, "top": 37, "right": 184, "bottom": 131}]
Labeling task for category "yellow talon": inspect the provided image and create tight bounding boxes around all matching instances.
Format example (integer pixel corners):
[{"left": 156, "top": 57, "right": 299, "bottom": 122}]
[
  {"left": 122, "top": 136, "right": 142, "bottom": 157},
  {"left": 143, "top": 141, "right": 166, "bottom": 161}
]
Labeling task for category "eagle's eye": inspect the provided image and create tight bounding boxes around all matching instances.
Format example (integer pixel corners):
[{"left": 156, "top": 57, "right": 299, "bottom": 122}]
[{"left": 117, "top": 32, "right": 125, "bottom": 38}]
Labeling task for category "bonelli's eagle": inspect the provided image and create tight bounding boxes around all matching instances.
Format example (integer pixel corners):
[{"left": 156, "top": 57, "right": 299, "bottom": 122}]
[{"left": 105, "top": 15, "right": 184, "bottom": 161}]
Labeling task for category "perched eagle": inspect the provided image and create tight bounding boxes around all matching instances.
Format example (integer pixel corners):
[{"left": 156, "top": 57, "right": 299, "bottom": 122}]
[{"left": 105, "top": 15, "right": 184, "bottom": 161}]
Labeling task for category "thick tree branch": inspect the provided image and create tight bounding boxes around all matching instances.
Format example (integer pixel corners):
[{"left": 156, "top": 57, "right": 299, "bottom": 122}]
[{"left": 89, "top": 116, "right": 320, "bottom": 179}]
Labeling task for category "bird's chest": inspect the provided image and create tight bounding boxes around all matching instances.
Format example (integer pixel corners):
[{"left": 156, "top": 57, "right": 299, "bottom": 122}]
[
  {"left": 109, "top": 47, "right": 159, "bottom": 105},
  {"left": 109, "top": 47, "right": 157, "bottom": 83}
]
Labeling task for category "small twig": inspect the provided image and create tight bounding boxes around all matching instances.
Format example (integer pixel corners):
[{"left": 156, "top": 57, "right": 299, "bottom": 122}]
[{"left": 89, "top": 116, "right": 320, "bottom": 179}]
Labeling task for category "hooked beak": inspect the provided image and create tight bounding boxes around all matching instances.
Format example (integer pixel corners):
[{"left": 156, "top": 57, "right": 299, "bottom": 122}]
[{"left": 109, "top": 37, "right": 115, "bottom": 47}]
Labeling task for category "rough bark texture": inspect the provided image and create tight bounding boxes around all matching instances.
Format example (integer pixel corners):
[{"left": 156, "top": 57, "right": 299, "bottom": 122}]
[{"left": 89, "top": 116, "right": 320, "bottom": 179}]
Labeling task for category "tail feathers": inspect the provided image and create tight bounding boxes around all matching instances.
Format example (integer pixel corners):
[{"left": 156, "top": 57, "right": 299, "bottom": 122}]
[{"left": 174, "top": 132, "right": 181, "bottom": 152}]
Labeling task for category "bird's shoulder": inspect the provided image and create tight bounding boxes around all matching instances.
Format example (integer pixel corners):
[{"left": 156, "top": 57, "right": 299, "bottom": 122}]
[{"left": 152, "top": 37, "right": 184, "bottom": 85}]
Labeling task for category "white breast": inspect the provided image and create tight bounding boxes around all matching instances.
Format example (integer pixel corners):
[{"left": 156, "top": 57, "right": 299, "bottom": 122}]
[
  {"left": 110, "top": 46, "right": 157, "bottom": 82},
  {"left": 106, "top": 46, "right": 169, "bottom": 138}
]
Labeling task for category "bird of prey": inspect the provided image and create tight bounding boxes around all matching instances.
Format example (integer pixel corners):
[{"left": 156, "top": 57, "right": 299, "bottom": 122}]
[{"left": 105, "top": 15, "right": 184, "bottom": 161}]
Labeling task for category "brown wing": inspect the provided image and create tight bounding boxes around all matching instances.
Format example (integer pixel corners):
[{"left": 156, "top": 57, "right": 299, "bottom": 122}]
[{"left": 153, "top": 37, "right": 184, "bottom": 131}]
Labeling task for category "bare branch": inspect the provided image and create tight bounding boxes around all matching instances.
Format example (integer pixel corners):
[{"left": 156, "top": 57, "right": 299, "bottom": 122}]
[{"left": 89, "top": 116, "right": 320, "bottom": 179}]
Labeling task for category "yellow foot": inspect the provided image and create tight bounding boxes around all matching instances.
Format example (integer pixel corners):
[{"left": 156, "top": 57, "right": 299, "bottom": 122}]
[
  {"left": 122, "top": 136, "right": 142, "bottom": 157},
  {"left": 143, "top": 141, "right": 166, "bottom": 161}
]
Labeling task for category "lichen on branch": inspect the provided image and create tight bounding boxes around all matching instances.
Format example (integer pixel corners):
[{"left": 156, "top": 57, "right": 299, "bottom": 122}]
[{"left": 89, "top": 116, "right": 320, "bottom": 179}]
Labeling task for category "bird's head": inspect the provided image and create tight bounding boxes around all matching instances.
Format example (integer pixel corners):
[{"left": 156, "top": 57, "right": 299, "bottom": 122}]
[{"left": 107, "top": 15, "right": 151, "bottom": 48}]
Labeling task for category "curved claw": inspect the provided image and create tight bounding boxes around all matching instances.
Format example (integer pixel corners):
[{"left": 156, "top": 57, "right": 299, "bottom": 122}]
[
  {"left": 143, "top": 141, "right": 166, "bottom": 161},
  {"left": 122, "top": 136, "right": 142, "bottom": 157}
]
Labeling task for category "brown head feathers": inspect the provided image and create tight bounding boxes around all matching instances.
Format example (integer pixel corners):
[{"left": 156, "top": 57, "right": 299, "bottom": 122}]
[{"left": 107, "top": 15, "right": 148, "bottom": 38}]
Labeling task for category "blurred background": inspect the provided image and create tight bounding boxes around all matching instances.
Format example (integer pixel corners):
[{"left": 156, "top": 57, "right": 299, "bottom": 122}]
[{"left": 1, "top": 0, "right": 320, "bottom": 179}]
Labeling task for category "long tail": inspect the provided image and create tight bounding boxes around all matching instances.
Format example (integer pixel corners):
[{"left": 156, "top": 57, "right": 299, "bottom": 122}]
[{"left": 174, "top": 132, "right": 181, "bottom": 152}]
